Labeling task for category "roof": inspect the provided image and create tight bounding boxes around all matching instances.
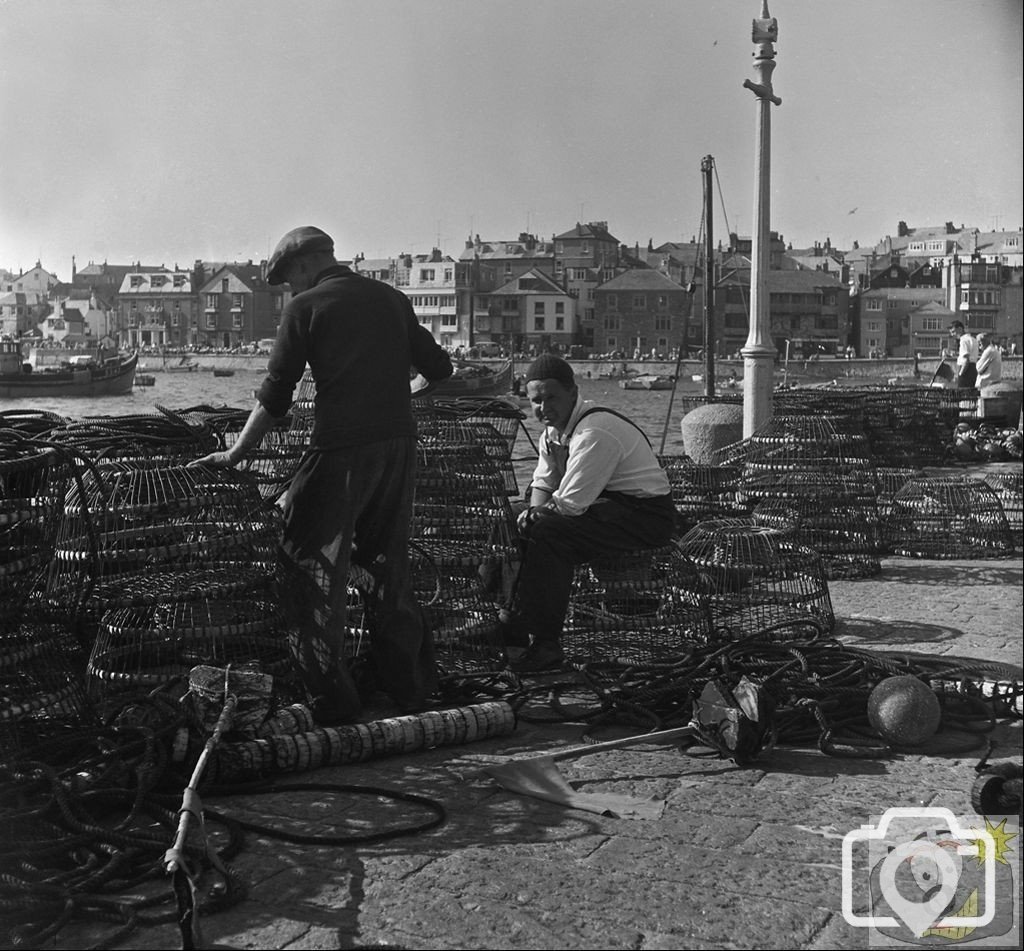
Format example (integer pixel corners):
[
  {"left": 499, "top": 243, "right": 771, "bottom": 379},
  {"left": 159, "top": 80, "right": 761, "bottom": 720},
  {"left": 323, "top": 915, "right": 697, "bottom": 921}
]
[
  {"left": 596, "top": 269, "right": 685, "bottom": 292},
  {"left": 491, "top": 268, "right": 568, "bottom": 297},
  {"left": 765, "top": 269, "right": 845, "bottom": 292},
  {"left": 553, "top": 221, "right": 619, "bottom": 244}
]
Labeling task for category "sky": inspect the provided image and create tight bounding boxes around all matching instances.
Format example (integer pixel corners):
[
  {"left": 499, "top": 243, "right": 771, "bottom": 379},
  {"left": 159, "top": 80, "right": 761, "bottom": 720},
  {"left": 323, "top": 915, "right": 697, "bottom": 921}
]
[{"left": 1, "top": 0, "right": 1021, "bottom": 281}]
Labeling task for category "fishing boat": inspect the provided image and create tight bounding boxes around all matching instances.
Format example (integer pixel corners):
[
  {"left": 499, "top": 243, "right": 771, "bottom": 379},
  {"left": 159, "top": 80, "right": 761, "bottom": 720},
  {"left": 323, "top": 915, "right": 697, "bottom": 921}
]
[
  {"left": 619, "top": 374, "right": 675, "bottom": 391},
  {"left": 1, "top": 340, "right": 138, "bottom": 398},
  {"left": 429, "top": 359, "right": 513, "bottom": 398},
  {"left": 164, "top": 354, "right": 200, "bottom": 373}
]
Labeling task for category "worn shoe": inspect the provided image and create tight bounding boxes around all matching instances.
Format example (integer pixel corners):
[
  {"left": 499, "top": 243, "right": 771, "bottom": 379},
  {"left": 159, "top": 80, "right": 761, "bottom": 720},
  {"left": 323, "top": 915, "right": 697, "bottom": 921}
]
[{"left": 508, "top": 640, "right": 565, "bottom": 674}]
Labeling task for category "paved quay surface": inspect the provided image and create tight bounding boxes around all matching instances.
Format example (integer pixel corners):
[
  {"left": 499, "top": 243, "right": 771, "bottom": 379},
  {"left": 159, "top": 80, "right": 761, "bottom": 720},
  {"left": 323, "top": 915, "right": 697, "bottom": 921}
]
[{"left": 53, "top": 543, "right": 1022, "bottom": 951}]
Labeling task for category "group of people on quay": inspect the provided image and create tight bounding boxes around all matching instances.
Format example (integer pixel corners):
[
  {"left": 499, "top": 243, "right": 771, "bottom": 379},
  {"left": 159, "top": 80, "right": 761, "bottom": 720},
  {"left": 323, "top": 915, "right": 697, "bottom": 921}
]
[{"left": 194, "top": 224, "right": 673, "bottom": 720}]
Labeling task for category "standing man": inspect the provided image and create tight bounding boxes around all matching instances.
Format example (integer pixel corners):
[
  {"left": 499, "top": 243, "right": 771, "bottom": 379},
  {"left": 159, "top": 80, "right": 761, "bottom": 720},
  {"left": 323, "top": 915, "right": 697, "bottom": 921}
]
[
  {"left": 976, "top": 332, "right": 1002, "bottom": 389},
  {"left": 193, "top": 226, "right": 452, "bottom": 724},
  {"left": 502, "top": 354, "right": 675, "bottom": 673},
  {"left": 949, "top": 320, "right": 979, "bottom": 388}
]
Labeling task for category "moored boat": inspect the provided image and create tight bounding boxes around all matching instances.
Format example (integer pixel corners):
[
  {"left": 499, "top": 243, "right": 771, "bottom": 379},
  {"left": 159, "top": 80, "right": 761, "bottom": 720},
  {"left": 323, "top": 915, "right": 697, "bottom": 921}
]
[
  {"left": 213, "top": 367, "right": 235, "bottom": 377},
  {"left": 1, "top": 340, "right": 138, "bottom": 398},
  {"left": 134, "top": 372, "right": 156, "bottom": 387},
  {"left": 428, "top": 359, "right": 513, "bottom": 398},
  {"left": 619, "top": 374, "right": 675, "bottom": 391},
  {"left": 164, "top": 354, "right": 200, "bottom": 373}
]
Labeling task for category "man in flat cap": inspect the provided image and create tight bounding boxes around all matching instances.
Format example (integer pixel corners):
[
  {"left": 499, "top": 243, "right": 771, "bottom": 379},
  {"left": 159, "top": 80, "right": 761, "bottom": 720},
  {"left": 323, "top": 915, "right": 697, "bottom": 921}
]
[
  {"left": 194, "top": 225, "right": 452, "bottom": 723},
  {"left": 503, "top": 354, "right": 675, "bottom": 672}
]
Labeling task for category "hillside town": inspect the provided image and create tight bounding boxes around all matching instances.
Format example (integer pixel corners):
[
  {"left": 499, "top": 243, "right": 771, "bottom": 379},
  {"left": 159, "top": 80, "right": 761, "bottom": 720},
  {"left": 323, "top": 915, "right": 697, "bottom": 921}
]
[{"left": 2, "top": 219, "right": 1022, "bottom": 361}]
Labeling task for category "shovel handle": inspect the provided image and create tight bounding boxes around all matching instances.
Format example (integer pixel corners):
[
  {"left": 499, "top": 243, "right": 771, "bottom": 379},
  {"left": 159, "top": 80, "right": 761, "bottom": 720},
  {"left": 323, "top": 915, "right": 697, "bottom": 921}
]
[{"left": 547, "top": 725, "right": 696, "bottom": 763}]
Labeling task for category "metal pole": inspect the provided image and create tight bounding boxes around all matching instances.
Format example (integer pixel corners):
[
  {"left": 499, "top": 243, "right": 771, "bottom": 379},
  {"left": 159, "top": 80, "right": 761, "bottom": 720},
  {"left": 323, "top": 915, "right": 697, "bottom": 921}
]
[
  {"left": 741, "top": 1, "right": 781, "bottom": 438},
  {"left": 702, "top": 155, "right": 715, "bottom": 398}
]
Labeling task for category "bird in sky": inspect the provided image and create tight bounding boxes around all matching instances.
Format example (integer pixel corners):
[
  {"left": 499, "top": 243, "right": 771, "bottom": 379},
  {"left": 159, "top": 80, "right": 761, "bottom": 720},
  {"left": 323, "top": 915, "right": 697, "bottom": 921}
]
[{"left": 848, "top": 207, "right": 858, "bottom": 215}]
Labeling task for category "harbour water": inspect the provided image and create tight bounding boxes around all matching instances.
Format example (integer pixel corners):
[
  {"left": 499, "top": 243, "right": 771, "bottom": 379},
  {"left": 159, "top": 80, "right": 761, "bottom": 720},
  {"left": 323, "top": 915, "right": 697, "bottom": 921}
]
[{"left": 1, "top": 370, "right": 710, "bottom": 494}]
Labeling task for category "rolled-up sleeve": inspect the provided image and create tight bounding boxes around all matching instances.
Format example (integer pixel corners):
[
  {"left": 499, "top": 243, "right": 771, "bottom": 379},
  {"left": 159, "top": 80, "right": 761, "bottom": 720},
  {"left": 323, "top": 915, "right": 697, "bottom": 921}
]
[
  {"left": 551, "top": 430, "right": 623, "bottom": 515},
  {"left": 256, "top": 305, "right": 308, "bottom": 418}
]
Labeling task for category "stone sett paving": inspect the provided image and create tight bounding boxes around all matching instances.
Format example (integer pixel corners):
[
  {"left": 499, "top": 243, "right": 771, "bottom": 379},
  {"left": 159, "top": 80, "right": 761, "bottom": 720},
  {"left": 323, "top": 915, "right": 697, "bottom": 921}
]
[{"left": 53, "top": 548, "right": 1022, "bottom": 951}]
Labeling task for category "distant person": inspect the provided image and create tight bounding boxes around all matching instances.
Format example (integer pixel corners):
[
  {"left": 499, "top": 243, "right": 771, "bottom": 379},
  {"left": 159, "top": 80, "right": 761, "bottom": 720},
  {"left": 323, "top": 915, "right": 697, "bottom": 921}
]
[
  {"left": 949, "top": 320, "right": 979, "bottom": 388},
  {"left": 192, "top": 225, "right": 452, "bottom": 724},
  {"left": 976, "top": 333, "right": 1002, "bottom": 389},
  {"left": 500, "top": 355, "right": 675, "bottom": 673}
]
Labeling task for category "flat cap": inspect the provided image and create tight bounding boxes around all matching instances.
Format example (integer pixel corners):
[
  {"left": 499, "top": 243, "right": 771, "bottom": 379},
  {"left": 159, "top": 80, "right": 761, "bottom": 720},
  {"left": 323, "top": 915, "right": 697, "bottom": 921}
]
[{"left": 265, "top": 226, "right": 334, "bottom": 285}]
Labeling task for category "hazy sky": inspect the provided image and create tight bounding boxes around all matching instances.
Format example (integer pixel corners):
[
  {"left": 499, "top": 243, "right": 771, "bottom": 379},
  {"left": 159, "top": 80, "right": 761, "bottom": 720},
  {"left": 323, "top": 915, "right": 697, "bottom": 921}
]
[{"left": 2, "top": 0, "right": 1021, "bottom": 281}]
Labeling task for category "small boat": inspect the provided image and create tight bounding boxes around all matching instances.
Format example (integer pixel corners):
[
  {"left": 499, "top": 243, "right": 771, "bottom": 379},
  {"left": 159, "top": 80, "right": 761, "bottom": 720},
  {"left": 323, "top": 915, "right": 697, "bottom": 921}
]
[
  {"left": 134, "top": 373, "right": 156, "bottom": 387},
  {"left": 619, "top": 374, "right": 675, "bottom": 391},
  {"left": 163, "top": 354, "right": 200, "bottom": 373},
  {"left": 426, "top": 360, "right": 514, "bottom": 398},
  {"left": 1, "top": 340, "right": 138, "bottom": 398},
  {"left": 213, "top": 367, "right": 235, "bottom": 378}
]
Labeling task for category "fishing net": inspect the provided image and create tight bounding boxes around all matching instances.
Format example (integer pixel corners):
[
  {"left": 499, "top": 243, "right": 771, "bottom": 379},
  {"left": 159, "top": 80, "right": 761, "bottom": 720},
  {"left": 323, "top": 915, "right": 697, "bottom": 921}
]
[{"left": 676, "top": 518, "right": 835, "bottom": 639}]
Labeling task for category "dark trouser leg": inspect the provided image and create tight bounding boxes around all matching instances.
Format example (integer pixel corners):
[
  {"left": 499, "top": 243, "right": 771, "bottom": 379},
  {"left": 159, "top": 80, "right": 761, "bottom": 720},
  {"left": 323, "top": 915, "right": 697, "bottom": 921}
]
[
  {"left": 516, "top": 495, "right": 675, "bottom": 644},
  {"left": 353, "top": 438, "right": 438, "bottom": 712}
]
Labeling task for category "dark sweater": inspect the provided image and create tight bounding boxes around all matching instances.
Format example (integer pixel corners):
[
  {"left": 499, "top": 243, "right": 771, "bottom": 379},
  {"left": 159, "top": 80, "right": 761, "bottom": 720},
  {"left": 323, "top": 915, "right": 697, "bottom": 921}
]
[{"left": 256, "top": 264, "right": 452, "bottom": 448}]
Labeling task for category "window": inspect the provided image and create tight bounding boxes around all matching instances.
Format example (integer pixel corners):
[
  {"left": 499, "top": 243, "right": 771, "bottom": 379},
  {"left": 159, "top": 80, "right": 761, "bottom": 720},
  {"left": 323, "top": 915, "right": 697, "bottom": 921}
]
[
  {"left": 444, "top": 268, "right": 453, "bottom": 282},
  {"left": 171, "top": 312, "right": 179, "bottom": 327},
  {"left": 632, "top": 294, "right": 646, "bottom": 308},
  {"left": 206, "top": 294, "right": 218, "bottom": 310},
  {"left": 130, "top": 275, "right": 143, "bottom": 288},
  {"left": 503, "top": 298, "right": 518, "bottom": 313},
  {"left": 603, "top": 315, "right": 620, "bottom": 331},
  {"left": 606, "top": 336, "right": 617, "bottom": 349},
  {"left": 232, "top": 294, "right": 243, "bottom": 310},
  {"left": 607, "top": 294, "right": 617, "bottom": 310},
  {"left": 150, "top": 275, "right": 165, "bottom": 288},
  {"left": 657, "top": 295, "right": 669, "bottom": 309},
  {"left": 206, "top": 314, "right": 216, "bottom": 330},
  {"left": 555, "top": 302, "right": 565, "bottom": 314},
  {"left": 232, "top": 313, "right": 243, "bottom": 330},
  {"left": 555, "top": 317, "right": 564, "bottom": 331},
  {"left": 441, "top": 314, "right": 457, "bottom": 328},
  {"left": 922, "top": 317, "right": 941, "bottom": 331},
  {"left": 865, "top": 300, "right": 882, "bottom": 311},
  {"left": 420, "top": 269, "right": 435, "bottom": 282},
  {"left": 655, "top": 315, "right": 671, "bottom": 331},
  {"left": 534, "top": 317, "right": 545, "bottom": 331},
  {"left": 173, "top": 274, "right": 186, "bottom": 287},
  {"left": 887, "top": 300, "right": 898, "bottom": 309},
  {"left": 571, "top": 268, "right": 588, "bottom": 280},
  {"left": 533, "top": 302, "right": 545, "bottom": 315},
  {"left": 221, "top": 279, "right": 229, "bottom": 292}
]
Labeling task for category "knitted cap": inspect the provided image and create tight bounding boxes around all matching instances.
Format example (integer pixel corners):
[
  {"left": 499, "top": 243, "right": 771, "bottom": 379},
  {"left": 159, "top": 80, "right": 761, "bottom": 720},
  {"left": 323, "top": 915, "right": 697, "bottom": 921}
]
[{"left": 524, "top": 354, "right": 575, "bottom": 387}]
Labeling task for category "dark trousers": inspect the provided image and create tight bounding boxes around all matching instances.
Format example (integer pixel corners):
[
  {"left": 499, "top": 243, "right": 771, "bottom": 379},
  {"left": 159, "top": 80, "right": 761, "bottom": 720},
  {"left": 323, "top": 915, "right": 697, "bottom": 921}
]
[
  {"left": 957, "top": 363, "right": 978, "bottom": 388},
  {"left": 513, "top": 492, "right": 676, "bottom": 643},
  {"left": 278, "top": 436, "right": 436, "bottom": 718}
]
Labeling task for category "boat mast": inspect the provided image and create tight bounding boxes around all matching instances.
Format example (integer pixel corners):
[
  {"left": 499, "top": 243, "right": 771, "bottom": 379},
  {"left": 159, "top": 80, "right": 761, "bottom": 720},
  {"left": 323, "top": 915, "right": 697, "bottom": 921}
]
[{"left": 702, "top": 154, "right": 715, "bottom": 398}]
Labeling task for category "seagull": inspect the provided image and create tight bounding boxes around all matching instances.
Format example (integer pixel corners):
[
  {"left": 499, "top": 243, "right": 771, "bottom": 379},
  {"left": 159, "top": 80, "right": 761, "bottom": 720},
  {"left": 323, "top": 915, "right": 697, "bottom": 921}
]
[{"left": 848, "top": 207, "right": 858, "bottom": 215}]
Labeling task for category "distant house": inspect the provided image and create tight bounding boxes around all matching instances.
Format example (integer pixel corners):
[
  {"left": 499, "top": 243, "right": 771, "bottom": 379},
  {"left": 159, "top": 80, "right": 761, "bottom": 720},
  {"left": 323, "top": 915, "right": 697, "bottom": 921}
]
[
  {"left": 907, "top": 301, "right": 957, "bottom": 358},
  {"left": 592, "top": 269, "right": 689, "bottom": 358},
  {"left": 117, "top": 268, "right": 194, "bottom": 349},
  {"left": 0, "top": 292, "right": 30, "bottom": 337},
  {"left": 487, "top": 268, "right": 576, "bottom": 354},
  {"left": 857, "top": 286, "right": 945, "bottom": 357},
  {"left": 196, "top": 263, "right": 285, "bottom": 349}
]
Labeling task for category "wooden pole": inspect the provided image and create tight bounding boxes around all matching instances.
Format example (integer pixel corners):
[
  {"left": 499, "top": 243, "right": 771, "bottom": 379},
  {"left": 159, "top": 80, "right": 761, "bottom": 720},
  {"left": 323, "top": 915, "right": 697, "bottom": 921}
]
[{"left": 702, "top": 155, "right": 716, "bottom": 398}]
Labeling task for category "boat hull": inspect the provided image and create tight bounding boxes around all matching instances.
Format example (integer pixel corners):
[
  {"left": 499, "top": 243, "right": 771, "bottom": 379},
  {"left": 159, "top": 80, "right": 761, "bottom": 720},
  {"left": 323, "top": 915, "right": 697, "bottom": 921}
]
[
  {"left": 431, "top": 360, "right": 513, "bottom": 398},
  {"left": 0, "top": 353, "right": 139, "bottom": 399}
]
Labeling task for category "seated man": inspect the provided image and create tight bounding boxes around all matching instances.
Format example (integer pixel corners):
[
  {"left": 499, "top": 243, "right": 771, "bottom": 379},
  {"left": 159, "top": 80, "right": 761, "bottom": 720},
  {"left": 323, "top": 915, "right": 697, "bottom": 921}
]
[{"left": 503, "top": 354, "right": 676, "bottom": 673}]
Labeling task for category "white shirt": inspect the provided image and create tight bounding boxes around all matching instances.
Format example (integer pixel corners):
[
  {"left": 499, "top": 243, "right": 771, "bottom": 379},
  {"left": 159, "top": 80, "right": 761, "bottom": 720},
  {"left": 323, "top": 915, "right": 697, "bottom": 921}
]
[
  {"left": 531, "top": 399, "right": 671, "bottom": 516},
  {"left": 957, "top": 333, "right": 979, "bottom": 369},
  {"left": 976, "top": 344, "right": 1002, "bottom": 388}
]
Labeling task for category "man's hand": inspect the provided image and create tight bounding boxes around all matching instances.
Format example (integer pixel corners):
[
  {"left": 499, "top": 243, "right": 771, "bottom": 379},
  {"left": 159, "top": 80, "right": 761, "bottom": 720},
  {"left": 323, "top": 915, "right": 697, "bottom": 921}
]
[
  {"left": 516, "top": 504, "right": 554, "bottom": 533},
  {"left": 188, "top": 450, "right": 236, "bottom": 469}
]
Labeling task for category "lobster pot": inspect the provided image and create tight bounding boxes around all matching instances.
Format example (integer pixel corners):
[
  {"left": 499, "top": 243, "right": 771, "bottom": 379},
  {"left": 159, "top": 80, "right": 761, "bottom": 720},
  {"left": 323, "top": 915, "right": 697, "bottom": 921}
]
[
  {"left": 413, "top": 441, "right": 517, "bottom": 548},
  {"left": 677, "top": 519, "right": 835, "bottom": 639},
  {"left": 228, "top": 424, "right": 311, "bottom": 502},
  {"left": 657, "top": 455, "right": 747, "bottom": 533},
  {"left": 44, "top": 412, "right": 219, "bottom": 462},
  {"left": 563, "top": 544, "right": 713, "bottom": 665},
  {"left": 863, "top": 388, "right": 953, "bottom": 467},
  {"left": 751, "top": 471, "right": 882, "bottom": 579},
  {"left": 410, "top": 539, "right": 505, "bottom": 670},
  {"left": 418, "top": 416, "right": 521, "bottom": 496},
  {"left": 0, "top": 409, "right": 70, "bottom": 437},
  {"left": 1, "top": 444, "right": 73, "bottom": 627},
  {"left": 88, "top": 581, "right": 292, "bottom": 696},
  {"left": 420, "top": 397, "right": 525, "bottom": 495},
  {"left": 47, "top": 464, "right": 281, "bottom": 629},
  {"left": 885, "top": 476, "right": 1016, "bottom": 558},
  {"left": 875, "top": 466, "right": 927, "bottom": 507},
  {"left": 287, "top": 368, "right": 317, "bottom": 433},
  {"left": 716, "top": 416, "right": 874, "bottom": 488},
  {"left": 771, "top": 390, "right": 867, "bottom": 432},
  {"left": 982, "top": 470, "right": 1023, "bottom": 543},
  {"left": 1, "top": 620, "right": 98, "bottom": 758}
]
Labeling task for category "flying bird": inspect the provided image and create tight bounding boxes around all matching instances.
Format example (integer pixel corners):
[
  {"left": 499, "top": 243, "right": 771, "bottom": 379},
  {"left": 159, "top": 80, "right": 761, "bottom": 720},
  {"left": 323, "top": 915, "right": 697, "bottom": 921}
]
[{"left": 848, "top": 207, "right": 858, "bottom": 215}]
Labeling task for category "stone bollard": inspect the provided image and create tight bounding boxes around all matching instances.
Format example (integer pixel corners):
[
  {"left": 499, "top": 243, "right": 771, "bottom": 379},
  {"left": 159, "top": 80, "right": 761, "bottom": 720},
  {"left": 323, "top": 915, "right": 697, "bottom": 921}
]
[{"left": 680, "top": 402, "right": 744, "bottom": 464}]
